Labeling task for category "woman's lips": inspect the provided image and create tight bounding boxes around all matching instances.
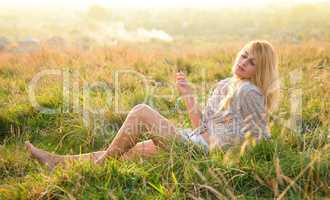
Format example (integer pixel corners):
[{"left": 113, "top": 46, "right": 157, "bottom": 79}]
[{"left": 238, "top": 65, "right": 245, "bottom": 72}]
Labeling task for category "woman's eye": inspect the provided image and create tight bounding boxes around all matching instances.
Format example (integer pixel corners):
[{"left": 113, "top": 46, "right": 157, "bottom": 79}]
[
  {"left": 241, "top": 54, "right": 247, "bottom": 58},
  {"left": 250, "top": 61, "right": 256, "bottom": 66}
]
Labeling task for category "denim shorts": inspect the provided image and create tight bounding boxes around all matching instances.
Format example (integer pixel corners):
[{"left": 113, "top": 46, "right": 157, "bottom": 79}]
[{"left": 177, "top": 128, "right": 209, "bottom": 154}]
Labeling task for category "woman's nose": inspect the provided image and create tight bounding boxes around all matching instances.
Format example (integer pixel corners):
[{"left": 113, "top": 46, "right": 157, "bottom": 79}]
[{"left": 241, "top": 59, "right": 248, "bottom": 67}]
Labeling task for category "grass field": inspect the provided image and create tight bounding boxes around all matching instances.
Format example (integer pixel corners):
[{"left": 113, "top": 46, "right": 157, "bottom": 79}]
[{"left": 0, "top": 3, "right": 330, "bottom": 199}]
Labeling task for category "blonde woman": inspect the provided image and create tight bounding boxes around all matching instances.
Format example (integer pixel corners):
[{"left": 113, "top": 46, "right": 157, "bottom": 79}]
[{"left": 26, "top": 40, "right": 280, "bottom": 169}]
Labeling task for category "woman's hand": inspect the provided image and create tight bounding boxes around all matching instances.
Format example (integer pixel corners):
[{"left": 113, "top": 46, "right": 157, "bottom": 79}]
[
  {"left": 176, "top": 72, "right": 192, "bottom": 96},
  {"left": 176, "top": 71, "right": 202, "bottom": 128}
]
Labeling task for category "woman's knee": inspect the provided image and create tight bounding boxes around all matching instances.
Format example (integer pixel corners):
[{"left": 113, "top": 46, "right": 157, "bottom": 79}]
[
  {"left": 132, "top": 103, "right": 152, "bottom": 111},
  {"left": 130, "top": 104, "right": 154, "bottom": 118}
]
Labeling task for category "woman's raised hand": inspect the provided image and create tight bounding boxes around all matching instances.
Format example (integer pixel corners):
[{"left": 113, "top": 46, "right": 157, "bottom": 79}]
[{"left": 176, "top": 71, "right": 192, "bottom": 96}]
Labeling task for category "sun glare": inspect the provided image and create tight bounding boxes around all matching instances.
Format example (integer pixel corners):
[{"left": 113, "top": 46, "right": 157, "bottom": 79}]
[{"left": 0, "top": 0, "right": 327, "bottom": 10}]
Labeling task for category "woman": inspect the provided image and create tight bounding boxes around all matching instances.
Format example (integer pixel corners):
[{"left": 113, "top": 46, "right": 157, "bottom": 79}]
[{"left": 25, "top": 40, "right": 280, "bottom": 169}]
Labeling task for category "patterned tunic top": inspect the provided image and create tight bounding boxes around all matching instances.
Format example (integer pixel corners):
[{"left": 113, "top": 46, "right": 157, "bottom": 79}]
[{"left": 196, "top": 77, "right": 271, "bottom": 148}]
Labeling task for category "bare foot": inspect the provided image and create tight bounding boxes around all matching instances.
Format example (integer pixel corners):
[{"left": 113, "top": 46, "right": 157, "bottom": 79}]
[{"left": 25, "top": 141, "right": 64, "bottom": 170}]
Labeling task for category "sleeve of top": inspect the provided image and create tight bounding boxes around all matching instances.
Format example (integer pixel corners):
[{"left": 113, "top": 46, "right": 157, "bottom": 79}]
[{"left": 240, "top": 89, "right": 271, "bottom": 139}]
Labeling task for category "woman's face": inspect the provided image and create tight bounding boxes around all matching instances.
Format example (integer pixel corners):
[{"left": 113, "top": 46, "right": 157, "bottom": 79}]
[{"left": 234, "top": 50, "right": 257, "bottom": 79}]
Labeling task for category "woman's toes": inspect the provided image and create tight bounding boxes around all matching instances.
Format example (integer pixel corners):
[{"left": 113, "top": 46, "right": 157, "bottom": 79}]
[
  {"left": 25, "top": 141, "right": 37, "bottom": 157},
  {"left": 25, "top": 141, "right": 33, "bottom": 151}
]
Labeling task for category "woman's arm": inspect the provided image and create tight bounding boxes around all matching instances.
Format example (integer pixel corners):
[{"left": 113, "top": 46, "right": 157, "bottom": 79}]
[
  {"left": 175, "top": 72, "right": 202, "bottom": 129},
  {"left": 175, "top": 72, "right": 210, "bottom": 143},
  {"left": 182, "top": 94, "right": 202, "bottom": 129}
]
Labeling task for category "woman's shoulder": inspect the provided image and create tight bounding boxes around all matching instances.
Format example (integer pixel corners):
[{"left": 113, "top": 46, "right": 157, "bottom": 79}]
[
  {"left": 210, "top": 77, "right": 232, "bottom": 95},
  {"left": 218, "top": 77, "right": 232, "bottom": 85},
  {"left": 215, "top": 77, "right": 232, "bottom": 89},
  {"left": 238, "top": 80, "right": 263, "bottom": 97},
  {"left": 215, "top": 77, "right": 263, "bottom": 97}
]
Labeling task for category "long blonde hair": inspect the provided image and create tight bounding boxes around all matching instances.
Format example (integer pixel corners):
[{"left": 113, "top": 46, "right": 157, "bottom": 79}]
[{"left": 219, "top": 40, "right": 280, "bottom": 113}]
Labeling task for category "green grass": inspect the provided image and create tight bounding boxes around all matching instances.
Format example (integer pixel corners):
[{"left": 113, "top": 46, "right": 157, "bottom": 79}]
[
  {"left": 0, "top": 41, "right": 329, "bottom": 199},
  {"left": 1, "top": 5, "right": 330, "bottom": 199}
]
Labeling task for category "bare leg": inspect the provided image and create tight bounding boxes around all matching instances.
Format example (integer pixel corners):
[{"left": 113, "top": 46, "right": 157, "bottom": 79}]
[
  {"left": 25, "top": 139, "right": 158, "bottom": 169},
  {"left": 26, "top": 104, "right": 180, "bottom": 167},
  {"left": 64, "top": 140, "right": 159, "bottom": 161},
  {"left": 25, "top": 141, "right": 107, "bottom": 169},
  {"left": 120, "top": 139, "right": 159, "bottom": 160},
  {"left": 96, "top": 104, "right": 181, "bottom": 163}
]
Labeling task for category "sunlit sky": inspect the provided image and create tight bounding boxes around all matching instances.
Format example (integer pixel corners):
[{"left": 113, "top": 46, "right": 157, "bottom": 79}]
[{"left": 0, "top": 0, "right": 329, "bottom": 9}]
